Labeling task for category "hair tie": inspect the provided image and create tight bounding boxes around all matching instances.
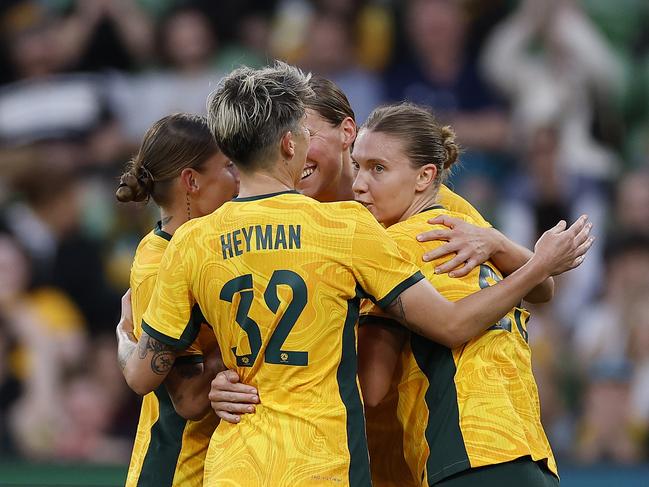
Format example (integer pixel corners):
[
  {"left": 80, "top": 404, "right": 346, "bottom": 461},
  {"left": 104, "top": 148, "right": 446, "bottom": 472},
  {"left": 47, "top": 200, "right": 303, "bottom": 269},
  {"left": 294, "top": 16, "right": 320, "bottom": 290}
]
[{"left": 138, "top": 166, "right": 154, "bottom": 183}]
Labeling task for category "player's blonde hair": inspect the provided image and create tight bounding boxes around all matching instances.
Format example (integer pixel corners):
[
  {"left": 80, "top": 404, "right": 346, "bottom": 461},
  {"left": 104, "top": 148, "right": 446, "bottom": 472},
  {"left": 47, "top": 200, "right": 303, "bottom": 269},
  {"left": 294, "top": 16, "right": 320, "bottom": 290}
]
[{"left": 206, "top": 62, "right": 313, "bottom": 171}]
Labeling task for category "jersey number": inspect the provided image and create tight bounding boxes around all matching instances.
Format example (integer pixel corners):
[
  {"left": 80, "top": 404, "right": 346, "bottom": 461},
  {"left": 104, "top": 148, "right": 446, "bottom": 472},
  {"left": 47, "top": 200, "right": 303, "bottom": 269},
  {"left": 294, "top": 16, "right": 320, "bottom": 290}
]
[
  {"left": 478, "top": 264, "right": 528, "bottom": 342},
  {"left": 219, "top": 270, "right": 308, "bottom": 367}
]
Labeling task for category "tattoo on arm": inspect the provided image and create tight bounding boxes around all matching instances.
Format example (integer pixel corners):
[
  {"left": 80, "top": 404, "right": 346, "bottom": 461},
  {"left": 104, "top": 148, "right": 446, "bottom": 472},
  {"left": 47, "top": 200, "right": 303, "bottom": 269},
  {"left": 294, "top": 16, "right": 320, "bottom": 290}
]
[
  {"left": 137, "top": 335, "right": 176, "bottom": 375},
  {"left": 386, "top": 296, "right": 425, "bottom": 336}
]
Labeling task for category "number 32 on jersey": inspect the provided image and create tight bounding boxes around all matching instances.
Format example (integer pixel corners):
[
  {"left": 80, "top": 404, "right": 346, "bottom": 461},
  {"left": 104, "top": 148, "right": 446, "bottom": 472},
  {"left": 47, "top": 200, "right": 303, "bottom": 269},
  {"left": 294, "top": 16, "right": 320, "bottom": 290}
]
[{"left": 220, "top": 270, "right": 309, "bottom": 367}]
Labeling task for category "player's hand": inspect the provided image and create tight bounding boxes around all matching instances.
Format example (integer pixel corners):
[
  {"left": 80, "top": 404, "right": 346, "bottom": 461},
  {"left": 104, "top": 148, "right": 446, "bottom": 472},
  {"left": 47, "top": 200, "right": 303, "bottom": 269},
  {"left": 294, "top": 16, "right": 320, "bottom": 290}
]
[
  {"left": 532, "top": 215, "right": 594, "bottom": 277},
  {"left": 417, "top": 215, "right": 501, "bottom": 277},
  {"left": 209, "top": 369, "right": 259, "bottom": 424}
]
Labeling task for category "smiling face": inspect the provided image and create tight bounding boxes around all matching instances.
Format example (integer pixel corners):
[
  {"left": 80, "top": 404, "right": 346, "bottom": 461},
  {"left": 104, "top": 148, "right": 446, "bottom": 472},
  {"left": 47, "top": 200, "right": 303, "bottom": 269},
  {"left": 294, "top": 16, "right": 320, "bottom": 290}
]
[
  {"left": 298, "top": 109, "right": 348, "bottom": 201},
  {"left": 351, "top": 129, "right": 422, "bottom": 227}
]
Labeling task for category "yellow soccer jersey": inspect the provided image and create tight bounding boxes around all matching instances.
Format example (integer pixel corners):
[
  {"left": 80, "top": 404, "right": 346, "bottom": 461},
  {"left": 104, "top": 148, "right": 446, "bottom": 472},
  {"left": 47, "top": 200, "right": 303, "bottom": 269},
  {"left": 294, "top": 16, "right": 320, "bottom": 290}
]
[
  {"left": 361, "top": 208, "right": 557, "bottom": 486},
  {"left": 437, "top": 184, "right": 491, "bottom": 228},
  {"left": 126, "top": 223, "right": 218, "bottom": 487},
  {"left": 365, "top": 187, "right": 488, "bottom": 487},
  {"left": 142, "top": 191, "right": 425, "bottom": 487}
]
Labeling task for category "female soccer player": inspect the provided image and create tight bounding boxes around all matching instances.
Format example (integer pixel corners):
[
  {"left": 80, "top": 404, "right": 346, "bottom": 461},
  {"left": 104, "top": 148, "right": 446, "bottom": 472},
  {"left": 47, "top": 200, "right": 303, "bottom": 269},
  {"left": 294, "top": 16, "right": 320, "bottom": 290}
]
[
  {"left": 353, "top": 103, "right": 584, "bottom": 486},
  {"left": 115, "top": 113, "right": 239, "bottom": 487},
  {"left": 121, "top": 63, "right": 590, "bottom": 487},
  {"left": 210, "top": 74, "right": 560, "bottom": 487}
]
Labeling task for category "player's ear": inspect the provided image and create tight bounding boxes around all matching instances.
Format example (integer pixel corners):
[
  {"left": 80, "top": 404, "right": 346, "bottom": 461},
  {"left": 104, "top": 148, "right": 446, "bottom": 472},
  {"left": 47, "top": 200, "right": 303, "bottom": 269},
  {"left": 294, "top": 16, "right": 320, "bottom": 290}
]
[
  {"left": 180, "top": 168, "right": 200, "bottom": 194},
  {"left": 341, "top": 117, "right": 356, "bottom": 150},
  {"left": 280, "top": 131, "right": 295, "bottom": 159},
  {"left": 415, "top": 164, "right": 437, "bottom": 192}
]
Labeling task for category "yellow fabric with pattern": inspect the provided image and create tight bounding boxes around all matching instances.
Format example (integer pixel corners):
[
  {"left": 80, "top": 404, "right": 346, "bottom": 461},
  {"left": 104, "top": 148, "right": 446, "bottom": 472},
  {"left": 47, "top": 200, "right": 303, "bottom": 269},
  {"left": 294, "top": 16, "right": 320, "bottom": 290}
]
[
  {"left": 366, "top": 186, "right": 489, "bottom": 487},
  {"left": 126, "top": 226, "right": 218, "bottom": 487},
  {"left": 362, "top": 207, "right": 557, "bottom": 486},
  {"left": 142, "top": 191, "right": 424, "bottom": 487}
]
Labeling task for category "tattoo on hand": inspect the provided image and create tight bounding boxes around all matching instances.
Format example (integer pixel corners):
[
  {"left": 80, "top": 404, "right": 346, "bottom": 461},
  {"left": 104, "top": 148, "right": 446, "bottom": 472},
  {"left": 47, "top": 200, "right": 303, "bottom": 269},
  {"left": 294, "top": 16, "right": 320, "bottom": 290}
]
[{"left": 138, "top": 335, "right": 175, "bottom": 375}]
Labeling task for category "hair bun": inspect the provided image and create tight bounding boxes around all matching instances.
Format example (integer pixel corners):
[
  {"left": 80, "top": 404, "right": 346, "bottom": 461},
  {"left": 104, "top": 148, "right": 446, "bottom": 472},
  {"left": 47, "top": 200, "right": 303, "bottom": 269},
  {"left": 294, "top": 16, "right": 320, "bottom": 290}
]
[
  {"left": 115, "top": 163, "right": 153, "bottom": 203},
  {"left": 440, "top": 125, "right": 459, "bottom": 170}
]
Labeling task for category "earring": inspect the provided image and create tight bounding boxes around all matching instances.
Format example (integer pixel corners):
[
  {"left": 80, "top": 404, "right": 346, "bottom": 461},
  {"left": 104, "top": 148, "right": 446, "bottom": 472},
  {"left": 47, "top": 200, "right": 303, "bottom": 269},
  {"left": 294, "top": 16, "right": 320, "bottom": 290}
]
[{"left": 186, "top": 192, "right": 191, "bottom": 220}]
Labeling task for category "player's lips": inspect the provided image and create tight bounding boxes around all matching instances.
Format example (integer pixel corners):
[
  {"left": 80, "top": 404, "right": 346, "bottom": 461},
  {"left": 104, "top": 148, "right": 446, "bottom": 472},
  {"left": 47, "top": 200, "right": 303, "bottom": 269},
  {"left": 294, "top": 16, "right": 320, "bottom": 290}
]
[
  {"left": 301, "top": 163, "right": 316, "bottom": 180},
  {"left": 356, "top": 200, "right": 373, "bottom": 209}
]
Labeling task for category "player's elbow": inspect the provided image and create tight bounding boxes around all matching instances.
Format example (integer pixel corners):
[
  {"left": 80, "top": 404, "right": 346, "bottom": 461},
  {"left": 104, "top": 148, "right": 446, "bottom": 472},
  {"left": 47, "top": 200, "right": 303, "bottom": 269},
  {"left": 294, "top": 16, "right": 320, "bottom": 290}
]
[
  {"left": 174, "top": 399, "right": 211, "bottom": 421},
  {"left": 524, "top": 277, "right": 555, "bottom": 304},
  {"left": 358, "top": 364, "right": 391, "bottom": 408},
  {"left": 437, "top": 318, "right": 470, "bottom": 349},
  {"left": 168, "top": 382, "right": 211, "bottom": 420},
  {"left": 361, "top": 383, "right": 388, "bottom": 408},
  {"left": 124, "top": 369, "right": 157, "bottom": 396}
]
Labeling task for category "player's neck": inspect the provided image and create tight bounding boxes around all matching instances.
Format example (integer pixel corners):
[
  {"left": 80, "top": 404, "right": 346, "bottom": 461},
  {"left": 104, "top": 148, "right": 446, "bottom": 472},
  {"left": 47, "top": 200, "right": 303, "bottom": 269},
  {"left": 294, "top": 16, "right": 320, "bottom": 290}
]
[
  {"left": 336, "top": 158, "right": 356, "bottom": 201},
  {"left": 399, "top": 191, "right": 439, "bottom": 223},
  {"left": 159, "top": 203, "right": 189, "bottom": 235},
  {"left": 236, "top": 171, "right": 296, "bottom": 199}
]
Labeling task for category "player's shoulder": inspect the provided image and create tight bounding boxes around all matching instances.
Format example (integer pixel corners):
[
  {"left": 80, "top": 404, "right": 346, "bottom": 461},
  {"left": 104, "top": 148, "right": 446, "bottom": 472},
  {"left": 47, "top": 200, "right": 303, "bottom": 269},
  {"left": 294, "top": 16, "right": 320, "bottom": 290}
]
[
  {"left": 306, "top": 200, "right": 378, "bottom": 227},
  {"left": 171, "top": 213, "right": 216, "bottom": 245},
  {"left": 437, "top": 185, "right": 491, "bottom": 227},
  {"left": 320, "top": 200, "right": 372, "bottom": 216},
  {"left": 131, "top": 229, "right": 167, "bottom": 288},
  {"left": 133, "top": 228, "right": 168, "bottom": 264},
  {"left": 388, "top": 208, "right": 478, "bottom": 243}
]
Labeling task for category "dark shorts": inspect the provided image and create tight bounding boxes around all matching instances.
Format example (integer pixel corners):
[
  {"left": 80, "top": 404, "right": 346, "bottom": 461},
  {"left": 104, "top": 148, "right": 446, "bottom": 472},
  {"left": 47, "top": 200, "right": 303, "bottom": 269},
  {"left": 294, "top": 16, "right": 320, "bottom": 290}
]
[{"left": 435, "top": 457, "right": 559, "bottom": 487}]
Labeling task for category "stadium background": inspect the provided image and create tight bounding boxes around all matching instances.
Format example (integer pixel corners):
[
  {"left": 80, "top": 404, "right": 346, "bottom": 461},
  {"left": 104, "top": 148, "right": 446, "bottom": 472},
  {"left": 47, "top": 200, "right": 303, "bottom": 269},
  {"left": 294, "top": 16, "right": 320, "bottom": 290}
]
[{"left": 0, "top": 0, "right": 648, "bottom": 485}]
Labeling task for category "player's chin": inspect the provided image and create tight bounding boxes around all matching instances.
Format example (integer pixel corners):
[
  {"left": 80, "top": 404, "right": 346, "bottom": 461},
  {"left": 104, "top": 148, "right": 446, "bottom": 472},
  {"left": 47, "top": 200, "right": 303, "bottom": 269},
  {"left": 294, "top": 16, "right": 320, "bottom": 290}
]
[{"left": 297, "top": 174, "right": 318, "bottom": 194}]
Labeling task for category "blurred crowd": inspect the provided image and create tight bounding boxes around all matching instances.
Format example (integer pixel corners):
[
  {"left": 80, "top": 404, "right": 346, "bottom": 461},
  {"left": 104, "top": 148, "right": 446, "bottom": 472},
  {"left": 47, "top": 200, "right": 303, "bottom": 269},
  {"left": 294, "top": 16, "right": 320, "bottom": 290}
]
[{"left": 0, "top": 0, "right": 648, "bottom": 467}]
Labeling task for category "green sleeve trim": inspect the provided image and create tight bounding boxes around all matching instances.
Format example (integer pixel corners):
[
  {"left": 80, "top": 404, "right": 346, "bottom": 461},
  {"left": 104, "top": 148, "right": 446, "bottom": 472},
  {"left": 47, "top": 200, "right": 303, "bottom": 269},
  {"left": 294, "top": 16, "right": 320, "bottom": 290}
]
[
  {"left": 358, "top": 316, "right": 402, "bottom": 330},
  {"left": 141, "top": 303, "right": 204, "bottom": 350},
  {"left": 377, "top": 271, "right": 426, "bottom": 309},
  {"left": 174, "top": 354, "right": 204, "bottom": 365}
]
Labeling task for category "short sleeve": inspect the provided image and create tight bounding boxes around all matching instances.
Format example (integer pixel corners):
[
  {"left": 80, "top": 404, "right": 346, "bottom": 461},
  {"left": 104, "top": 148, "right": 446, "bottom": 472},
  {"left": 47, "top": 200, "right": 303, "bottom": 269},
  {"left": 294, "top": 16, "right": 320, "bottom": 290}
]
[
  {"left": 141, "top": 237, "right": 202, "bottom": 350},
  {"left": 350, "top": 207, "right": 424, "bottom": 308}
]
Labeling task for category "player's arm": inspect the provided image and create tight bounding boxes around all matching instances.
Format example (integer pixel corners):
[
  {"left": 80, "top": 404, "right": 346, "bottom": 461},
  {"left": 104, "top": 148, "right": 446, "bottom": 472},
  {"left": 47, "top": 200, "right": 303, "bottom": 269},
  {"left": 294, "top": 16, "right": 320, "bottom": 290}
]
[
  {"left": 165, "top": 335, "right": 225, "bottom": 421},
  {"left": 384, "top": 217, "right": 593, "bottom": 348},
  {"left": 116, "top": 288, "right": 138, "bottom": 373},
  {"left": 116, "top": 287, "right": 180, "bottom": 395},
  {"left": 122, "top": 233, "right": 200, "bottom": 395},
  {"left": 120, "top": 329, "right": 179, "bottom": 395},
  {"left": 417, "top": 215, "right": 559, "bottom": 303},
  {"left": 357, "top": 317, "right": 406, "bottom": 408}
]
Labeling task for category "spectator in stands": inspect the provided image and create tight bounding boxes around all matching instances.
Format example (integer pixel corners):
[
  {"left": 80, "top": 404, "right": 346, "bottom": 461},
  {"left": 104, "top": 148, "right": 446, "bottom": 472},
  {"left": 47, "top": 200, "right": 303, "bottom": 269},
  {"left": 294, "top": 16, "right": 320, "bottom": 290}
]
[
  {"left": 614, "top": 169, "right": 649, "bottom": 236},
  {"left": 4, "top": 164, "right": 120, "bottom": 332},
  {"left": 299, "top": 13, "right": 383, "bottom": 123},
  {"left": 576, "top": 358, "right": 642, "bottom": 463},
  {"left": 385, "top": 0, "right": 509, "bottom": 152},
  {"left": 110, "top": 6, "right": 223, "bottom": 142},
  {"left": 483, "top": 0, "right": 624, "bottom": 319}
]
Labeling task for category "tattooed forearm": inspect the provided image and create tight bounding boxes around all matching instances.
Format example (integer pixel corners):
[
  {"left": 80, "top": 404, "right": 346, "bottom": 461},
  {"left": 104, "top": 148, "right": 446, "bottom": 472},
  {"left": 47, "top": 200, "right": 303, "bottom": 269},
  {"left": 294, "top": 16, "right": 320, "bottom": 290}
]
[
  {"left": 137, "top": 334, "right": 176, "bottom": 375},
  {"left": 386, "top": 296, "right": 425, "bottom": 336}
]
